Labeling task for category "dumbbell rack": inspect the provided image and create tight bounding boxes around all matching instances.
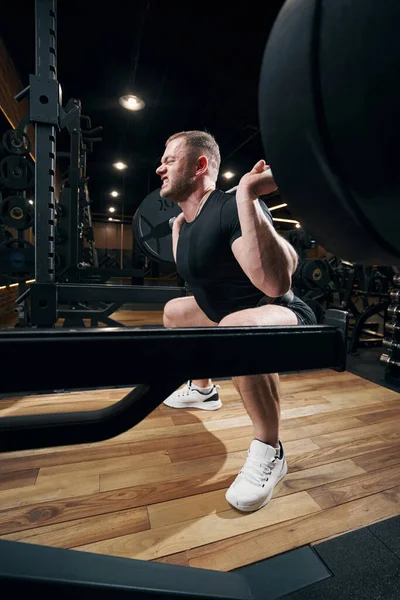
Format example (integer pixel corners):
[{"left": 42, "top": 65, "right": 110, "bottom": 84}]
[{"left": 380, "top": 273, "right": 400, "bottom": 382}]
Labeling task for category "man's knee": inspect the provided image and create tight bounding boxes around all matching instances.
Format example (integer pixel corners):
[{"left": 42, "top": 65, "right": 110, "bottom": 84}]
[{"left": 163, "top": 298, "right": 181, "bottom": 328}]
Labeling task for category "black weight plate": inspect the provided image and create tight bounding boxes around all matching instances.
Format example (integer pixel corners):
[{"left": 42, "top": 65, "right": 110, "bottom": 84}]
[
  {"left": 1, "top": 196, "right": 34, "bottom": 230},
  {"left": 2, "top": 129, "right": 31, "bottom": 156},
  {"left": 0, "top": 155, "right": 34, "bottom": 190},
  {"left": 133, "top": 188, "right": 182, "bottom": 263},
  {"left": 259, "top": 0, "right": 400, "bottom": 265},
  {"left": 0, "top": 239, "right": 35, "bottom": 277},
  {"left": 300, "top": 259, "right": 330, "bottom": 290}
]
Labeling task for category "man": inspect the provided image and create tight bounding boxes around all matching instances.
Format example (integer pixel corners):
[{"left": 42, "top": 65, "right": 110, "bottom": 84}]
[{"left": 155, "top": 130, "right": 317, "bottom": 512}]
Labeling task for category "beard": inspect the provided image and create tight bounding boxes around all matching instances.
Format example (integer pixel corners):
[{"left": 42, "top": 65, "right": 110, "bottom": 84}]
[{"left": 160, "top": 170, "right": 196, "bottom": 202}]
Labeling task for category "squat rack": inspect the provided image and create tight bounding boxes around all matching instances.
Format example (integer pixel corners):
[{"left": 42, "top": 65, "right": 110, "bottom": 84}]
[{"left": 15, "top": 0, "right": 184, "bottom": 328}]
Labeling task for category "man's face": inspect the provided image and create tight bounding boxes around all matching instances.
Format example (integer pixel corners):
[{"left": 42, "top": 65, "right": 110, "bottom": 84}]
[{"left": 156, "top": 138, "right": 196, "bottom": 201}]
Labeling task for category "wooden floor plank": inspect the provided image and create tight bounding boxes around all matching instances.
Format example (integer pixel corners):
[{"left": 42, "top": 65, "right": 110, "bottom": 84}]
[
  {"left": 36, "top": 450, "right": 171, "bottom": 481},
  {"left": 0, "top": 443, "right": 132, "bottom": 475},
  {"left": 153, "top": 551, "right": 190, "bottom": 567},
  {"left": 0, "top": 470, "right": 237, "bottom": 536},
  {"left": 356, "top": 406, "right": 400, "bottom": 425},
  {"left": 311, "top": 419, "right": 400, "bottom": 448},
  {"left": 0, "top": 469, "right": 38, "bottom": 491},
  {"left": 0, "top": 473, "right": 99, "bottom": 511},
  {"left": 287, "top": 436, "right": 398, "bottom": 472},
  {"left": 73, "top": 491, "right": 321, "bottom": 561},
  {"left": 309, "top": 463, "right": 400, "bottom": 509},
  {"left": 99, "top": 453, "right": 246, "bottom": 492},
  {"left": 352, "top": 442, "right": 400, "bottom": 471},
  {"left": 2, "top": 507, "right": 150, "bottom": 548},
  {"left": 276, "top": 459, "right": 366, "bottom": 498},
  {"left": 186, "top": 486, "right": 400, "bottom": 571}
]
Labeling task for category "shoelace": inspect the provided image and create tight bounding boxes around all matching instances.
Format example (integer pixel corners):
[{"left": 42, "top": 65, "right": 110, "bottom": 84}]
[
  {"left": 239, "top": 454, "right": 276, "bottom": 487},
  {"left": 176, "top": 383, "right": 220, "bottom": 397}
]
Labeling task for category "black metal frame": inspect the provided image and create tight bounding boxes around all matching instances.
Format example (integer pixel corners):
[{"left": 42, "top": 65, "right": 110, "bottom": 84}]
[
  {"left": 12, "top": 0, "right": 186, "bottom": 328},
  {"left": 0, "top": 308, "right": 348, "bottom": 451}
]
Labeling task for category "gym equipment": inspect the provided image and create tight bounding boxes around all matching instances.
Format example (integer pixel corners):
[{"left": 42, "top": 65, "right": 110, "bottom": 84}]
[
  {"left": 0, "top": 195, "right": 34, "bottom": 230},
  {"left": 259, "top": 0, "right": 400, "bottom": 266},
  {"left": 0, "top": 155, "right": 34, "bottom": 190},
  {"left": 2, "top": 128, "right": 31, "bottom": 156},
  {"left": 294, "top": 259, "right": 331, "bottom": 295},
  {"left": 133, "top": 188, "right": 182, "bottom": 263},
  {"left": 381, "top": 271, "right": 400, "bottom": 380},
  {"left": 0, "top": 238, "right": 35, "bottom": 282}
]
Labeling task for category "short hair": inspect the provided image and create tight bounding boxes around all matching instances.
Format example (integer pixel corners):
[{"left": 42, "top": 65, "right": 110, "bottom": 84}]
[{"left": 165, "top": 130, "right": 221, "bottom": 181}]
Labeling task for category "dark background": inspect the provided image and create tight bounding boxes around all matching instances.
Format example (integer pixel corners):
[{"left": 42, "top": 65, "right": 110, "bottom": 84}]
[{"left": 0, "top": 0, "right": 298, "bottom": 224}]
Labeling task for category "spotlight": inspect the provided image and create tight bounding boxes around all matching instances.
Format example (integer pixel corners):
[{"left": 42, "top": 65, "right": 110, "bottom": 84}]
[
  {"left": 113, "top": 162, "right": 127, "bottom": 170},
  {"left": 119, "top": 95, "right": 145, "bottom": 111}
]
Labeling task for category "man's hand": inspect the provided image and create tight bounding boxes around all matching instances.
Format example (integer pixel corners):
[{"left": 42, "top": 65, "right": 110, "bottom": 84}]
[{"left": 237, "top": 160, "right": 278, "bottom": 200}]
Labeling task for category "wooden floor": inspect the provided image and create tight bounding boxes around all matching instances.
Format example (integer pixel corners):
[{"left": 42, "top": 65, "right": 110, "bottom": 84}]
[{"left": 0, "top": 308, "right": 400, "bottom": 572}]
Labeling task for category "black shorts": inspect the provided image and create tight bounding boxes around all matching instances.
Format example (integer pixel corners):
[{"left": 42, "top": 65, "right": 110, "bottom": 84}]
[{"left": 257, "top": 291, "right": 318, "bottom": 325}]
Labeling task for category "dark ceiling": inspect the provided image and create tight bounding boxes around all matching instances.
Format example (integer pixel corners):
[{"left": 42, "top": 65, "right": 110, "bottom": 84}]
[{"left": 1, "top": 0, "right": 297, "bottom": 225}]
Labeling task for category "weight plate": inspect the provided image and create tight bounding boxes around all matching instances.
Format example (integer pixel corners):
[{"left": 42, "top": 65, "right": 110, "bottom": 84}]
[
  {"left": 259, "top": 0, "right": 400, "bottom": 265},
  {"left": 2, "top": 129, "right": 31, "bottom": 156},
  {"left": 0, "top": 155, "right": 34, "bottom": 190},
  {"left": 133, "top": 188, "right": 182, "bottom": 263},
  {"left": 0, "top": 239, "right": 35, "bottom": 277},
  {"left": 1, "top": 196, "right": 34, "bottom": 230},
  {"left": 298, "top": 259, "right": 330, "bottom": 290}
]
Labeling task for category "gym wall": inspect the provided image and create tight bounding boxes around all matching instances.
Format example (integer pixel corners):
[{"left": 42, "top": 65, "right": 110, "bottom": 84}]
[{"left": 91, "top": 222, "right": 133, "bottom": 251}]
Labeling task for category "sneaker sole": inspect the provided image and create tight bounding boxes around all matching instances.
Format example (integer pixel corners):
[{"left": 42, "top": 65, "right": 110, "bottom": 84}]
[
  {"left": 225, "top": 460, "right": 288, "bottom": 512},
  {"left": 163, "top": 398, "right": 222, "bottom": 411}
]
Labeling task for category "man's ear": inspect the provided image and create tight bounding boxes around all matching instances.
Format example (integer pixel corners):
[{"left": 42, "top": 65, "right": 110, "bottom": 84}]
[{"left": 196, "top": 155, "right": 208, "bottom": 176}]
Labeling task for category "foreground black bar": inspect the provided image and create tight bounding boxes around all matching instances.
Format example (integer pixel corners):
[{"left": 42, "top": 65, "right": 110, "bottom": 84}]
[
  {"left": 0, "top": 320, "right": 346, "bottom": 395},
  {"left": 0, "top": 311, "right": 347, "bottom": 452},
  {"left": 0, "top": 540, "right": 253, "bottom": 600},
  {"left": 58, "top": 283, "right": 186, "bottom": 303}
]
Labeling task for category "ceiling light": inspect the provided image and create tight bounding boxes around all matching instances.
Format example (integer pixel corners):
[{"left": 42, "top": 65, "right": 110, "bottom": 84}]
[
  {"left": 109, "top": 217, "right": 113, "bottom": 221},
  {"left": 113, "top": 162, "right": 127, "bottom": 170},
  {"left": 119, "top": 95, "right": 145, "bottom": 111},
  {"left": 272, "top": 218, "right": 300, "bottom": 224},
  {"left": 223, "top": 171, "right": 234, "bottom": 179},
  {"left": 109, "top": 207, "right": 116, "bottom": 213},
  {"left": 295, "top": 223, "right": 301, "bottom": 229},
  {"left": 269, "top": 203, "right": 287, "bottom": 211},
  {"left": 28, "top": 199, "right": 34, "bottom": 205},
  {"left": 110, "top": 191, "right": 119, "bottom": 197}
]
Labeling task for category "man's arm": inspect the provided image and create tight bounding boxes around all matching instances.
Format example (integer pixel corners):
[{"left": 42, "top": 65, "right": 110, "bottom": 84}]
[
  {"left": 231, "top": 160, "right": 298, "bottom": 297},
  {"left": 232, "top": 199, "right": 298, "bottom": 297}
]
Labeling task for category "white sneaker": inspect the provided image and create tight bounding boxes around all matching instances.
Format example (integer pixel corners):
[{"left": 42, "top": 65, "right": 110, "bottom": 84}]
[
  {"left": 163, "top": 380, "right": 222, "bottom": 410},
  {"left": 225, "top": 440, "right": 287, "bottom": 512}
]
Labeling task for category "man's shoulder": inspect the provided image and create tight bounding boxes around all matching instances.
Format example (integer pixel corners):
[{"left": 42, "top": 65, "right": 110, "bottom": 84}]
[{"left": 212, "top": 188, "right": 237, "bottom": 208}]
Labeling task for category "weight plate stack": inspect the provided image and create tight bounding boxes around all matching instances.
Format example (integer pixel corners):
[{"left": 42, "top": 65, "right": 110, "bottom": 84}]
[
  {"left": 0, "top": 196, "right": 34, "bottom": 230},
  {"left": 380, "top": 274, "right": 400, "bottom": 378}
]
